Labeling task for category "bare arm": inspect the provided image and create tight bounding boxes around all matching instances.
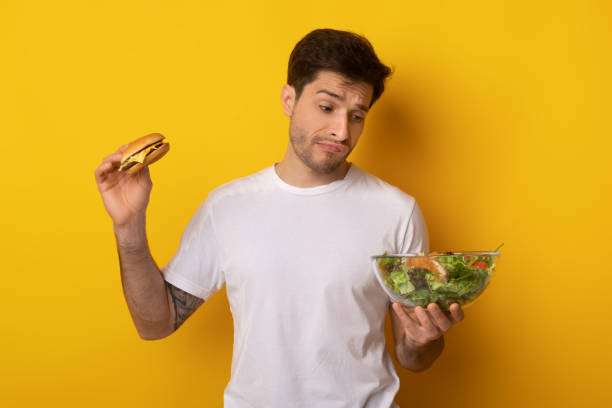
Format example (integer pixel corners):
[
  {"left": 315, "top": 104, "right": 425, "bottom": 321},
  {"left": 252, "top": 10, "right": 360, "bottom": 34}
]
[
  {"left": 114, "top": 216, "right": 171, "bottom": 339},
  {"left": 389, "top": 302, "right": 463, "bottom": 372},
  {"left": 95, "top": 144, "right": 203, "bottom": 340},
  {"left": 115, "top": 217, "right": 204, "bottom": 338}
]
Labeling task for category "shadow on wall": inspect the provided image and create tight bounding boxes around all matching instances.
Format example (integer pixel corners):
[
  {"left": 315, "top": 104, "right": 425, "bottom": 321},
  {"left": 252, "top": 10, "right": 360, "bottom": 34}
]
[
  {"left": 358, "top": 82, "right": 434, "bottom": 185},
  {"left": 355, "top": 75, "right": 456, "bottom": 244},
  {"left": 360, "top": 79, "right": 503, "bottom": 405},
  {"left": 356, "top": 70, "right": 511, "bottom": 250}
]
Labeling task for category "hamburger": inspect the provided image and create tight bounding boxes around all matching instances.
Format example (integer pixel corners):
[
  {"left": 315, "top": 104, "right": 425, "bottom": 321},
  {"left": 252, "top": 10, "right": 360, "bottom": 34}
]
[{"left": 119, "top": 133, "right": 170, "bottom": 174}]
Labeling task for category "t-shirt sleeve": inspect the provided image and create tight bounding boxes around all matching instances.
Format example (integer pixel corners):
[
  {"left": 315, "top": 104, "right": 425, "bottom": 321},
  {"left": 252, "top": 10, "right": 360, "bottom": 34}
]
[
  {"left": 161, "top": 197, "right": 225, "bottom": 301},
  {"left": 398, "top": 200, "right": 430, "bottom": 254}
]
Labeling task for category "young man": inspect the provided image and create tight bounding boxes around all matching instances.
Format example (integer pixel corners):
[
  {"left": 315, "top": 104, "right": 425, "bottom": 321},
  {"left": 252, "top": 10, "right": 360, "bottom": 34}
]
[{"left": 94, "top": 28, "right": 464, "bottom": 408}]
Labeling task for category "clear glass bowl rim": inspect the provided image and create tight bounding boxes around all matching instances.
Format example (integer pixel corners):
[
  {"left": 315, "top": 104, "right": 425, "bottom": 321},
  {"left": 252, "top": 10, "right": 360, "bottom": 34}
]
[{"left": 371, "top": 251, "right": 501, "bottom": 259}]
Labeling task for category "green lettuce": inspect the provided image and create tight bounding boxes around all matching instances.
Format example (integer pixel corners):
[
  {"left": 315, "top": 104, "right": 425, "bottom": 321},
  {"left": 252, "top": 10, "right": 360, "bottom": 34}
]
[
  {"left": 379, "top": 253, "right": 495, "bottom": 309},
  {"left": 388, "top": 268, "right": 415, "bottom": 295}
]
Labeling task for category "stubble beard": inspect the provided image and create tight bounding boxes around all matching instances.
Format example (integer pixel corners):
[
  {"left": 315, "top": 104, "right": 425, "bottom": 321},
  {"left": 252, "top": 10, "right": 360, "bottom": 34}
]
[{"left": 289, "top": 122, "right": 351, "bottom": 175}]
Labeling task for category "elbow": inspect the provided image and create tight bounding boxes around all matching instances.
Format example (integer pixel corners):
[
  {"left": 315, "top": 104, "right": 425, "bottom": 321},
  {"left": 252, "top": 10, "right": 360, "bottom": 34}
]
[
  {"left": 138, "top": 331, "right": 166, "bottom": 341},
  {"left": 138, "top": 330, "right": 173, "bottom": 341},
  {"left": 136, "top": 323, "right": 174, "bottom": 341}
]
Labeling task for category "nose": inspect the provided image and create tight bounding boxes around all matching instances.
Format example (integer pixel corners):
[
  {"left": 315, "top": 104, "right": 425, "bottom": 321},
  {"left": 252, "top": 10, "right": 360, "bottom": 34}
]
[{"left": 329, "top": 112, "right": 349, "bottom": 141}]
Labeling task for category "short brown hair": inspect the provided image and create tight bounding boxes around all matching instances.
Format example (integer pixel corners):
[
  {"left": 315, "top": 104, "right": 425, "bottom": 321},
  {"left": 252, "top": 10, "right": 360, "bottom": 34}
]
[{"left": 287, "top": 28, "right": 392, "bottom": 107}]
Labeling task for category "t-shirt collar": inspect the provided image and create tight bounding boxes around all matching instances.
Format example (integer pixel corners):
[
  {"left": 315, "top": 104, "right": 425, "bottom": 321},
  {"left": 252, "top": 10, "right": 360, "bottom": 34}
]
[{"left": 270, "top": 162, "right": 356, "bottom": 195}]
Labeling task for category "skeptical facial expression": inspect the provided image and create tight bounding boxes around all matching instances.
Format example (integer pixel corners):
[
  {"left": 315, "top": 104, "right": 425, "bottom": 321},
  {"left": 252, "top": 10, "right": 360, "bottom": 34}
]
[{"left": 287, "top": 71, "right": 374, "bottom": 174}]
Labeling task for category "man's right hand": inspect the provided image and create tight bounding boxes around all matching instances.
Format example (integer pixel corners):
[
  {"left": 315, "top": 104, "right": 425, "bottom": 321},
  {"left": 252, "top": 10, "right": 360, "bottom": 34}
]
[
  {"left": 94, "top": 143, "right": 176, "bottom": 340},
  {"left": 94, "top": 144, "right": 153, "bottom": 227}
]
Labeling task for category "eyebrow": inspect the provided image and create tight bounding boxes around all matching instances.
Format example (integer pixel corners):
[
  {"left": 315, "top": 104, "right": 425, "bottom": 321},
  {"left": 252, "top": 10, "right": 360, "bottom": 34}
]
[{"left": 316, "top": 89, "right": 369, "bottom": 112}]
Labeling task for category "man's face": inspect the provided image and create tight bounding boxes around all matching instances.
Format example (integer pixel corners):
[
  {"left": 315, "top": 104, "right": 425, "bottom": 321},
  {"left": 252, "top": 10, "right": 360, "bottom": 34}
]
[{"left": 283, "top": 71, "right": 374, "bottom": 174}]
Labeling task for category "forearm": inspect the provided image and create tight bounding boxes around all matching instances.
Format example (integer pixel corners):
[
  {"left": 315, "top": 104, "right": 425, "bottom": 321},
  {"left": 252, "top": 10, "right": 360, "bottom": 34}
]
[
  {"left": 114, "top": 215, "right": 173, "bottom": 340},
  {"left": 395, "top": 335, "right": 445, "bottom": 372}
]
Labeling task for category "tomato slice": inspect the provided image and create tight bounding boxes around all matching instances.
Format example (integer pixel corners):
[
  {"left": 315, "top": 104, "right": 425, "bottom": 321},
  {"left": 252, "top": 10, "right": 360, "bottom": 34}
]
[{"left": 472, "top": 261, "right": 488, "bottom": 269}]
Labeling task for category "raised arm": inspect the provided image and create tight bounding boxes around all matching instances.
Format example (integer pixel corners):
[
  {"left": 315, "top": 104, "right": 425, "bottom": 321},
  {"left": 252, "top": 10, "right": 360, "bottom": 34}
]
[{"left": 95, "top": 144, "right": 202, "bottom": 339}]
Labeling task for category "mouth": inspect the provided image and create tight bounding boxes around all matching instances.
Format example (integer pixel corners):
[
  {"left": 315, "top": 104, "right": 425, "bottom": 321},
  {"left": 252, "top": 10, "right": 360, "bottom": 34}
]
[{"left": 316, "top": 142, "right": 347, "bottom": 153}]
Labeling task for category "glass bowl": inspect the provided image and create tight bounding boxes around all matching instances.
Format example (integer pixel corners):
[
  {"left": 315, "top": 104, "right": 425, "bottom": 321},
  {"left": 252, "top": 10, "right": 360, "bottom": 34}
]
[{"left": 371, "top": 251, "right": 500, "bottom": 309}]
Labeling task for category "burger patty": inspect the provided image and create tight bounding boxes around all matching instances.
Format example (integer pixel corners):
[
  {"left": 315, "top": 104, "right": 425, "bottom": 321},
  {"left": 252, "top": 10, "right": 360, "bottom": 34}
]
[{"left": 120, "top": 160, "right": 139, "bottom": 171}]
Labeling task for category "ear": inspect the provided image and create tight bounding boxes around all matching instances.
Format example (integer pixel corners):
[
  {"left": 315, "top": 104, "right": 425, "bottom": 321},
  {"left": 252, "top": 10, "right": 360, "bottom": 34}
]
[{"left": 281, "top": 84, "right": 296, "bottom": 117}]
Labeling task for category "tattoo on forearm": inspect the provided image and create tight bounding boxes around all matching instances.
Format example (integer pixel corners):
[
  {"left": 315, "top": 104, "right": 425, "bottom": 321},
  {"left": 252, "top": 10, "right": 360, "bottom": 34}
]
[{"left": 166, "top": 282, "right": 204, "bottom": 330}]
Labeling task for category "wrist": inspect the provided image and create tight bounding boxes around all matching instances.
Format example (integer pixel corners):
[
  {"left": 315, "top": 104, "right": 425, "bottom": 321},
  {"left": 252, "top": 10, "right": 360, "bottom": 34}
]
[
  {"left": 397, "top": 334, "right": 444, "bottom": 360},
  {"left": 396, "top": 335, "right": 445, "bottom": 372},
  {"left": 113, "top": 214, "right": 148, "bottom": 252},
  {"left": 401, "top": 333, "right": 432, "bottom": 352}
]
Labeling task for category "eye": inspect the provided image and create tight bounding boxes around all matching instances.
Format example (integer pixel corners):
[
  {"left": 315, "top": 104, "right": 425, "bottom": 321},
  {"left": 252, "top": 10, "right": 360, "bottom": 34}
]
[
  {"left": 352, "top": 114, "right": 364, "bottom": 122},
  {"left": 319, "top": 105, "right": 332, "bottom": 112}
]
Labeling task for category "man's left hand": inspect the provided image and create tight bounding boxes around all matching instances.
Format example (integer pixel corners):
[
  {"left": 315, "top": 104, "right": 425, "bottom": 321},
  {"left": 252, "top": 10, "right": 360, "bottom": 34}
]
[{"left": 392, "top": 302, "right": 464, "bottom": 348}]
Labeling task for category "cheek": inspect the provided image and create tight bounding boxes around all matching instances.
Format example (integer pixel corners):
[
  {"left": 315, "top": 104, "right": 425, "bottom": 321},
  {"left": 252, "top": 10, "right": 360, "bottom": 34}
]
[
  {"left": 309, "top": 111, "right": 329, "bottom": 133},
  {"left": 349, "top": 124, "right": 364, "bottom": 145},
  {"left": 291, "top": 119, "right": 315, "bottom": 144},
  {"left": 295, "top": 109, "right": 323, "bottom": 135}
]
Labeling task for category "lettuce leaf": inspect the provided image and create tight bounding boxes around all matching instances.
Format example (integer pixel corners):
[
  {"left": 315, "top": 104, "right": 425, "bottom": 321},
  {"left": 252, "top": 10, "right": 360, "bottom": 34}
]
[{"left": 388, "top": 268, "right": 415, "bottom": 295}]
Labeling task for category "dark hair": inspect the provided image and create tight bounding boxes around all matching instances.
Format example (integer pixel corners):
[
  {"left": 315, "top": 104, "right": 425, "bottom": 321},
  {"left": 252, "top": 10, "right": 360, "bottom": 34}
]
[{"left": 287, "top": 28, "right": 392, "bottom": 107}]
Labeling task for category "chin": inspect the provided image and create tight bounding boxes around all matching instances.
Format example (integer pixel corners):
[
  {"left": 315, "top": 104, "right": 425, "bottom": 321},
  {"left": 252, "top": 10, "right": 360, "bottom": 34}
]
[
  {"left": 310, "top": 158, "right": 346, "bottom": 174},
  {"left": 294, "top": 143, "right": 349, "bottom": 174}
]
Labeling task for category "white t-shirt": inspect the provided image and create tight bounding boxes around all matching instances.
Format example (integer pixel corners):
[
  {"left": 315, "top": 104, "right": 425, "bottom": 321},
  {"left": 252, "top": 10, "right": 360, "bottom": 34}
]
[{"left": 161, "top": 163, "right": 429, "bottom": 408}]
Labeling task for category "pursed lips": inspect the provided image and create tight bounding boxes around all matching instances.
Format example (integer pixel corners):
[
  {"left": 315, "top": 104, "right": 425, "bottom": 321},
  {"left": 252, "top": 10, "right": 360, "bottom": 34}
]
[{"left": 316, "top": 142, "right": 347, "bottom": 153}]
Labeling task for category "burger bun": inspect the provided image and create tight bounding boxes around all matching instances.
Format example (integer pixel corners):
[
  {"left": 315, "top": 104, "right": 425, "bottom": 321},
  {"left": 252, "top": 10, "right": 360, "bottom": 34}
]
[{"left": 120, "top": 133, "right": 170, "bottom": 174}]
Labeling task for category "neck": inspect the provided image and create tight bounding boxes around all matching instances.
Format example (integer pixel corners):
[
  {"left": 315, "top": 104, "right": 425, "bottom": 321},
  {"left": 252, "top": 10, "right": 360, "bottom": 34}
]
[{"left": 275, "top": 145, "right": 351, "bottom": 188}]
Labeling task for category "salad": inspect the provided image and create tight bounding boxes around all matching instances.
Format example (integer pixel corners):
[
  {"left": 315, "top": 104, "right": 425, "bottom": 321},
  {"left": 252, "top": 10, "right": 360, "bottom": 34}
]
[{"left": 375, "top": 247, "right": 501, "bottom": 309}]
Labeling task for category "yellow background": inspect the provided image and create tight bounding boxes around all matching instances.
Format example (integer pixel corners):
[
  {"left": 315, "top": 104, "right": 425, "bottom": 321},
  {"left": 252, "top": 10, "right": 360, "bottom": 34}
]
[{"left": 2, "top": 1, "right": 610, "bottom": 407}]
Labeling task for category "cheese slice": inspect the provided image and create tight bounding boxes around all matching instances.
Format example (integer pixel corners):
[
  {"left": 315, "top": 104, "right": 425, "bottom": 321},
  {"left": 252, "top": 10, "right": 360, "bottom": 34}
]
[
  {"left": 131, "top": 148, "right": 149, "bottom": 164},
  {"left": 120, "top": 142, "right": 164, "bottom": 171}
]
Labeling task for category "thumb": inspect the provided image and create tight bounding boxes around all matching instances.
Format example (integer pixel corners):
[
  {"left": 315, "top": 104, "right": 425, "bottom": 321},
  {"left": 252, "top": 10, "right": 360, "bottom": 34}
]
[{"left": 139, "top": 165, "right": 152, "bottom": 186}]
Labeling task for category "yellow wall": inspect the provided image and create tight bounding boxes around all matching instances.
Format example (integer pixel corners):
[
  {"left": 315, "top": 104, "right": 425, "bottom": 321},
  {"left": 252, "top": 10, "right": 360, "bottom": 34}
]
[{"left": 2, "top": 1, "right": 610, "bottom": 406}]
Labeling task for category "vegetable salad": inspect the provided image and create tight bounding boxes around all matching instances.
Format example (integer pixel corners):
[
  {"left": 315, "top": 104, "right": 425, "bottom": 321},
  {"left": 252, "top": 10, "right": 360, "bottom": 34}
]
[{"left": 377, "top": 251, "right": 498, "bottom": 309}]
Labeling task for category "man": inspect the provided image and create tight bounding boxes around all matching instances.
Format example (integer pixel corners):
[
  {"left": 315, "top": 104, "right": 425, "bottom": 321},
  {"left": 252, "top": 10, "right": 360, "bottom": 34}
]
[{"left": 94, "top": 28, "right": 464, "bottom": 407}]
